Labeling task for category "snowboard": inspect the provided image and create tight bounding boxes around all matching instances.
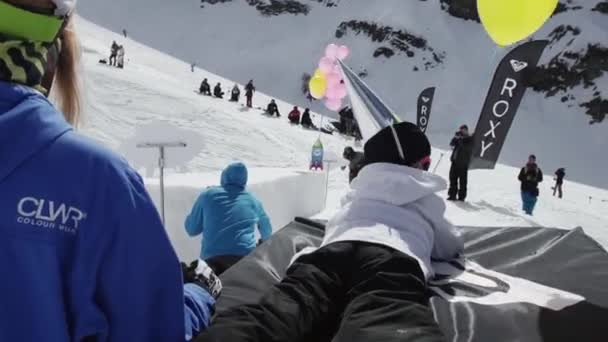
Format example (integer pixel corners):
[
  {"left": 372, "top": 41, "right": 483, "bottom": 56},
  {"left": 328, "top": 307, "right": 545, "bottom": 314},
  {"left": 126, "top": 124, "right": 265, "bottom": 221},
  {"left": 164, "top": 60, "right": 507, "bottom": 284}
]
[{"left": 309, "top": 138, "right": 324, "bottom": 171}]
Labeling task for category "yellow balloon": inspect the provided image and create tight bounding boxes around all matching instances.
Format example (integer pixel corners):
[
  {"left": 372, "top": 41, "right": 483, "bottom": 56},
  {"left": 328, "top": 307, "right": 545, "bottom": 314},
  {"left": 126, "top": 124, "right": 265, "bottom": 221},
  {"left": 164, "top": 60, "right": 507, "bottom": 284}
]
[
  {"left": 313, "top": 69, "right": 325, "bottom": 78},
  {"left": 309, "top": 75, "right": 327, "bottom": 99},
  {"left": 478, "top": 0, "right": 558, "bottom": 46}
]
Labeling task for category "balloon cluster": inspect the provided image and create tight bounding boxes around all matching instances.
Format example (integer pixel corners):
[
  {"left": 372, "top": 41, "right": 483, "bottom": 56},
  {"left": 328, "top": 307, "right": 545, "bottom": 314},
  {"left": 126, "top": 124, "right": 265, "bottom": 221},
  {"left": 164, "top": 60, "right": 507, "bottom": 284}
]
[{"left": 308, "top": 43, "right": 350, "bottom": 111}]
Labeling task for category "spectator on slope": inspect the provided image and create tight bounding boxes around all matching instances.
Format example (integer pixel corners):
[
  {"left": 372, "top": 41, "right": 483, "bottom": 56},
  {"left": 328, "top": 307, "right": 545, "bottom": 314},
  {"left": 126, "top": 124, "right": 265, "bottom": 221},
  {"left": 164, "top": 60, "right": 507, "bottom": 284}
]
[
  {"left": 0, "top": 1, "right": 216, "bottom": 341},
  {"left": 301, "top": 108, "right": 314, "bottom": 128},
  {"left": 109, "top": 40, "right": 119, "bottom": 66},
  {"left": 199, "top": 78, "right": 211, "bottom": 96},
  {"left": 122, "top": 28, "right": 128, "bottom": 38},
  {"left": 185, "top": 162, "right": 272, "bottom": 275},
  {"left": 288, "top": 106, "right": 301, "bottom": 124},
  {"left": 116, "top": 45, "right": 125, "bottom": 68},
  {"left": 448, "top": 124, "right": 474, "bottom": 201},
  {"left": 230, "top": 84, "right": 241, "bottom": 102},
  {"left": 245, "top": 80, "right": 255, "bottom": 108},
  {"left": 341, "top": 146, "right": 365, "bottom": 183},
  {"left": 553, "top": 168, "right": 566, "bottom": 199},
  {"left": 266, "top": 99, "right": 280, "bottom": 117},
  {"left": 213, "top": 83, "right": 224, "bottom": 99},
  {"left": 195, "top": 122, "right": 462, "bottom": 342},
  {"left": 518, "top": 155, "right": 543, "bottom": 215}
]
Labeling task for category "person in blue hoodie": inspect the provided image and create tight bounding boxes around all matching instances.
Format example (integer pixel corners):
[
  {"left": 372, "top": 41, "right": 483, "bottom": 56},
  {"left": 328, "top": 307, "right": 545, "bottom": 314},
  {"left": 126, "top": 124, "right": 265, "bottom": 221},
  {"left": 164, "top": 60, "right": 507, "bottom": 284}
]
[
  {"left": 185, "top": 162, "right": 273, "bottom": 275},
  {"left": 0, "top": 1, "right": 215, "bottom": 340}
]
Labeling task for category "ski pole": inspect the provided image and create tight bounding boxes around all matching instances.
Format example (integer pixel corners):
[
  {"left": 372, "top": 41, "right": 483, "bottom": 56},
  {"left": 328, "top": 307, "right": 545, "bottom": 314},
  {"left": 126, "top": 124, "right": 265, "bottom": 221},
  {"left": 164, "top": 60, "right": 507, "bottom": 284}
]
[{"left": 432, "top": 152, "right": 445, "bottom": 174}]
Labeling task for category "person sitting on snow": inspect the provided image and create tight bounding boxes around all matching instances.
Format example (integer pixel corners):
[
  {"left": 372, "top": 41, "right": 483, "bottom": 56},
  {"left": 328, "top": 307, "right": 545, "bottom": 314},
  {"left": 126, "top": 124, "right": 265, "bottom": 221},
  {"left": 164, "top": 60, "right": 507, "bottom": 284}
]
[
  {"left": 199, "top": 78, "right": 211, "bottom": 96},
  {"left": 300, "top": 108, "right": 313, "bottom": 128},
  {"left": 185, "top": 162, "right": 273, "bottom": 275},
  {"left": 266, "top": 99, "right": 280, "bottom": 117},
  {"left": 288, "top": 106, "right": 301, "bottom": 124},
  {"left": 230, "top": 84, "right": 240, "bottom": 102},
  {"left": 213, "top": 83, "right": 224, "bottom": 99},
  {"left": 195, "top": 122, "right": 463, "bottom": 342}
]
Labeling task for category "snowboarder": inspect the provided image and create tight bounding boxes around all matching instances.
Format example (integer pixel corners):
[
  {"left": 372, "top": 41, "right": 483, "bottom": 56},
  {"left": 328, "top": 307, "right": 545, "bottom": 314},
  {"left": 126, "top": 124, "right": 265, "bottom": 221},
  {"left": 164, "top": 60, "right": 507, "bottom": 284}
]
[
  {"left": 288, "top": 106, "right": 301, "bottom": 124},
  {"left": 518, "top": 155, "right": 543, "bottom": 215},
  {"left": 245, "top": 80, "right": 255, "bottom": 108},
  {"left": 213, "top": 83, "right": 224, "bottom": 99},
  {"left": 265, "top": 99, "right": 280, "bottom": 117},
  {"left": 341, "top": 146, "right": 365, "bottom": 183},
  {"left": 0, "top": 2, "right": 217, "bottom": 340},
  {"left": 230, "top": 84, "right": 240, "bottom": 102},
  {"left": 199, "top": 78, "right": 211, "bottom": 96},
  {"left": 301, "top": 108, "right": 314, "bottom": 128},
  {"left": 448, "top": 124, "right": 474, "bottom": 201},
  {"left": 553, "top": 168, "right": 566, "bottom": 198},
  {"left": 195, "top": 122, "right": 462, "bottom": 342},
  {"left": 185, "top": 162, "right": 272, "bottom": 275},
  {"left": 109, "top": 40, "right": 119, "bottom": 66},
  {"left": 116, "top": 45, "right": 125, "bottom": 68}
]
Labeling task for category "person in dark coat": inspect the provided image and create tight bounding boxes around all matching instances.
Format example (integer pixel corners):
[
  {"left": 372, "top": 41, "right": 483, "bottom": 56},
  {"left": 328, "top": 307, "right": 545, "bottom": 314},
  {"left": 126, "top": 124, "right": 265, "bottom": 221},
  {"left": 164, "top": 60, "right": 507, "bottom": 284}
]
[
  {"left": 553, "top": 168, "right": 566, "bottom": 199},
  {"left": 266, "top": 100, "right": 280, "bottom": 117},
  {"left": 447, "top": 125, "right": 474, "bottom": 201},
  {"left": 342, "top": 146, "right": 365, "bottom": 183},
  {"left": 245, "top": 80, "right": 255, "bottom": 108},
  {"left": 109, "top": 40, "right": 118, "bottom": 66},
  {"left": 518, "top": 155, "right": 543, "bottom": 215},
  {"left": 213, "top": 83, "right": 224, "bottom": 99},
  {"left": 230, "top": 84, "right": 240, "bottom": 102},
  {"left": 288, "top": 106, "right": 301, "bottom": 124},
  {"left": 301, "top": 108, "right": 313, "bottom": 128},
  {"left": 199, "top": 78, "right": 211, "bottom": 96}
]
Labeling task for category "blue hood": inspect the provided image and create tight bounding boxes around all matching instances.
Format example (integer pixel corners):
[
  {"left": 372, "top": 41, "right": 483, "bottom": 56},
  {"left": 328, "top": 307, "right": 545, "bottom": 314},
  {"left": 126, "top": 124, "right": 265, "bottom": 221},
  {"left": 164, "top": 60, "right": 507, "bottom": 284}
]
[{"left": 221, "top": 162, "right": 248, "bottom": 190}]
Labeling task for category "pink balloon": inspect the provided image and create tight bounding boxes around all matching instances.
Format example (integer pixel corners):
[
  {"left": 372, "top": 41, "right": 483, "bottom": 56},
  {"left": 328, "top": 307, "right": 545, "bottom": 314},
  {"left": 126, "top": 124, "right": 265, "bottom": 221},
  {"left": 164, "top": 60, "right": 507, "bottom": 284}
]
[
  {"left": 326, "top": 72, "right": 342, "bottom": 88},
  {"left": 337, "top": 45, "right": 350, "bottom": 60},
  {"left": 325, "top": 98, "right": 342, "bottom": 111},
  {"left": 325, "top": 43, "right": 339, "bottom": 60},
  {"left": 331, "top": 64, "right": 342, "bottom": 75},
  {"left": 318, "top": 57, "right": 335, "bottom": 74},
  {"left": 325, "top": 85, "right": 341, "bottom": 100}
]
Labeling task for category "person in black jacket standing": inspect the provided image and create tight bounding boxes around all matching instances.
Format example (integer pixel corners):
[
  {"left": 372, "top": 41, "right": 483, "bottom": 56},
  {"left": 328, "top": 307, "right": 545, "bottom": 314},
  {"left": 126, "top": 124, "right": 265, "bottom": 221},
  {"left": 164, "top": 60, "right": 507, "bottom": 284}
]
[
  {"left": 448, "top": 125, "right": 474, "bottom": 201},
  {"left": 553, "top": 168, "right": 566, "bottom": 198},
  {"left": 245, "top": 80, "right": 255, "bottom": 108},
  {"left": 518, "top": 155, "right": 543, "bottom": 215}
]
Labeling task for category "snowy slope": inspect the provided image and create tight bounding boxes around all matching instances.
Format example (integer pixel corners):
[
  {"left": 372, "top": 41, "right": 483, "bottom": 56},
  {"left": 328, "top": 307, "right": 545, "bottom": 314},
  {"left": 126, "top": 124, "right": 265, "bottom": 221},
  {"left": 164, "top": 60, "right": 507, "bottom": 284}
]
[
  {"left": 77, "top": 0, "right": 608, "bottom": 189},
  {"left": 71, "top": 17, "right": 608, "bottom": 259}
]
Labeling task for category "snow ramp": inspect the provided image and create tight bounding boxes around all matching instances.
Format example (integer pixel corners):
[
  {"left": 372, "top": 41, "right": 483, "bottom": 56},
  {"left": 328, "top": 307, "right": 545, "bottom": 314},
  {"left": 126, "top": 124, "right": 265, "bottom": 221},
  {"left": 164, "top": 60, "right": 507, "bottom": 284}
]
[{"left": 215, "top": 218, "right": 608, "bottom": 342}]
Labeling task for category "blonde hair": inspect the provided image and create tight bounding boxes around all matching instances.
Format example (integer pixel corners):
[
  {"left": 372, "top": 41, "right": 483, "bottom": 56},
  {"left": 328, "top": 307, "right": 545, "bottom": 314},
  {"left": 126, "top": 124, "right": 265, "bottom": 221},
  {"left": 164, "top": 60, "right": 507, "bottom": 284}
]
[{"left": 53, "top": 18, "right": 81, "bottom": 126}]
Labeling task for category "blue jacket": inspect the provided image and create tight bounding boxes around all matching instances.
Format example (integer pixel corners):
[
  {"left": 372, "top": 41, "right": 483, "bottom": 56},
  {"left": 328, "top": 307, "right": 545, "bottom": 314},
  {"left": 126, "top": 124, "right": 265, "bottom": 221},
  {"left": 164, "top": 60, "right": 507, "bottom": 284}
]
[
  {"left": 185, "top": 162, "right": 272, "bottom": 260},
  {"left": 0, "top": 82, "right": 185, "bottom": 341}
]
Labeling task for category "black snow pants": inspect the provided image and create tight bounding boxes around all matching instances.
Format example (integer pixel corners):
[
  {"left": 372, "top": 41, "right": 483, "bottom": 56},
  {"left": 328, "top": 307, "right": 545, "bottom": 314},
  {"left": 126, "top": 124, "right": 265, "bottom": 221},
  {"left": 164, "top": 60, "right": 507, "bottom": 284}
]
[
  {"left": 448, "top": 163, "right": 468, "bottom": 200},
  {"left": 194, "top": 241, "right": 445, "bottom": 342}
]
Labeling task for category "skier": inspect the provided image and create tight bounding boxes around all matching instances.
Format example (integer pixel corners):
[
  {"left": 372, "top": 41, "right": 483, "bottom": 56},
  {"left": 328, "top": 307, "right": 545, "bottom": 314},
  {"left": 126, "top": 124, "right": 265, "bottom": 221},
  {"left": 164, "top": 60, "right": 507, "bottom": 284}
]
[
  {"left": 265, "top": 99, "right": 280, "bottom": 117},
  {"left": 518, "top": 155, "right": 543, "bottom": 215},
  {"left": 230, "top": 84, "right": 240, "bottom": 102},
  {"left": 245, "top": 80, "right": 255, "bottom": 108},
  {"left": 191, "top": 62, "right": 196, "bottom": 73},
  {"left": 195, "top": 122, "right": 462, "bottom": 342},
  {"left": 109, "top": 40, "right": 119, "bottom": 66},
  {"left": 199, "top": 78, "right": 211, "bottom": 96},
  {"left": 448, "top": 124, "right": 474, "bottom": 201},
  {"left": 116, "top": 45, "right": 125, "bottom": 68},
  {"left": 288, "top": 106, "right": 301, "bottom": 124},
  {"left": 341, "top": 146, "right": 365, "bottom": 183},
  {"left": 553, "top": 168, "right": 566, "bottom": 198},
  {"left": 0, "top": 1, "right": 215, "bottom": 340},
  {"left": 213, "top": 83, "right": 224, "bottom": 99},
  {"left": 301, "top": 108, "right": 314, "bottom": 128},
  {"left": 185, "top": 162, "right": 272, "bottom": 275}
]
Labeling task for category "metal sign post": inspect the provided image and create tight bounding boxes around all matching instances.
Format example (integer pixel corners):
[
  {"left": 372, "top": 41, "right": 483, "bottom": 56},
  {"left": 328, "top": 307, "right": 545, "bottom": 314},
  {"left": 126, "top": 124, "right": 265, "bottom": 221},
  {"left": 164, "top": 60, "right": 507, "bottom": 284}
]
[
  {"left": 432, "top": 152, "right": 445, "bottom": 174},
  {"left": 322, "top": 152, "right": 338, "bottom": 209},
  {"left": 136, "top": 142, "right": 187, "bottom": 225}
]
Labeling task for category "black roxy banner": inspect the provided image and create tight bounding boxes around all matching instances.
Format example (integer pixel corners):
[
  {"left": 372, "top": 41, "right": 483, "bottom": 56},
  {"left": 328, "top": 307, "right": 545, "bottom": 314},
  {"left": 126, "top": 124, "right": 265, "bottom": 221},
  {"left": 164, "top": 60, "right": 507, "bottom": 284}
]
[
  {"left": 416, "top": 87, "right": 436, "bottom": 133},
  {"left": 470, "top": 40, "right": 548, "bottom": 169}
]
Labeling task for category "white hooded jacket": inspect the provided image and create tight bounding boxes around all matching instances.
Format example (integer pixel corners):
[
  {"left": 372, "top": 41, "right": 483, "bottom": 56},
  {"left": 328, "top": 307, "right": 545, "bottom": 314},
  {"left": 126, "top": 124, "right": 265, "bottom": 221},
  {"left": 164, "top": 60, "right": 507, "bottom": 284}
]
[{"left": 296, "top": 162, "right": 463, "bottom": 279}]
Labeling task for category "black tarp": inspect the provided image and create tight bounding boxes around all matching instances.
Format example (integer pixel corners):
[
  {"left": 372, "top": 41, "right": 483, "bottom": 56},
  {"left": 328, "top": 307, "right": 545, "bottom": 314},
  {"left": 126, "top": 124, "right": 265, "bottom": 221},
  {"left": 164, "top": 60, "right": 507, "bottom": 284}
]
[{"left": 216, "top": 218, "right": 608, "bottom": 342}]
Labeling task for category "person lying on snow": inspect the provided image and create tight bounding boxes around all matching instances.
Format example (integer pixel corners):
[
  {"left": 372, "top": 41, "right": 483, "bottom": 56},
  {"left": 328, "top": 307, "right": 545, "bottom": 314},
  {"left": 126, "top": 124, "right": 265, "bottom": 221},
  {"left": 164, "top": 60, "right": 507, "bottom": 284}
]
[
  {"left": 195, "top": 122, "right": 464, "bottom": 342},
  {"left": 185, "top": 162, "right": 272, "bottom": 275},
  {"left": 288, "top": 106, "right": 301, "bottom": 124}
]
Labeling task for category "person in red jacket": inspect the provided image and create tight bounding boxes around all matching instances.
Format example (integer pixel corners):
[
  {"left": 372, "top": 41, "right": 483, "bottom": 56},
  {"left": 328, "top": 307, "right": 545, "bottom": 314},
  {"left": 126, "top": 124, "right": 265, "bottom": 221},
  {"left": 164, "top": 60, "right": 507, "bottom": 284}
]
[{"left": 288, "top": 106, "right": 301, "bottom": 124}]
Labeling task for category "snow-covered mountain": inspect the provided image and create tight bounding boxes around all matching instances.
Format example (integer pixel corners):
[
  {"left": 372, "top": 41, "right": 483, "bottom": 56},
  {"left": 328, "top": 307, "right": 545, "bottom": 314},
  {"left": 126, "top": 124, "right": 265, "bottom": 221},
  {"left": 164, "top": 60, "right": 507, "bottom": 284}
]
[
  {"left": 72, "top": 16, "right": 608, "bottom": 259},
  {"left": 78, "top": 0, "right": 608, "bottom": 189}
]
